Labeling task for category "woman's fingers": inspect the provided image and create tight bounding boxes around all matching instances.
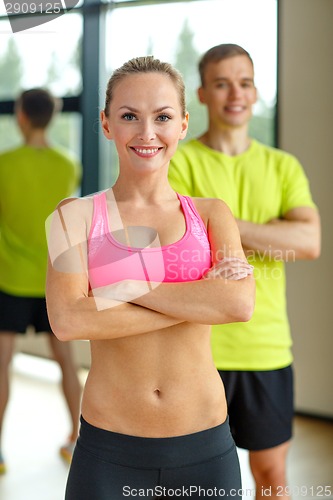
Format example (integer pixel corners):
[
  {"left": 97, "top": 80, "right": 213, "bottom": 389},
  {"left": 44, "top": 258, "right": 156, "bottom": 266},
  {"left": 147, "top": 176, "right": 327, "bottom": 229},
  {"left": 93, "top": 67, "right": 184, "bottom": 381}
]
[{"left": 203, "top": 257, "right": 254, "bottom": 281}]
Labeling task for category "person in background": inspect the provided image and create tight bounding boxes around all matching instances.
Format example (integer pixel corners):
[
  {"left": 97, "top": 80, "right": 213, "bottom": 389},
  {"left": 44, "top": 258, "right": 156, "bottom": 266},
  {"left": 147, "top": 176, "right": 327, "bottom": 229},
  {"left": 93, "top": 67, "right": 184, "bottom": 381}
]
[
  {"left": 46, "top": 55, "right": 255, "bottom": 499},
  {"left": 168, "top": 44, "right": 321, "bottom": 499},
  {"left": 0, "top": 88, "right": 82, "bottom": 474}
]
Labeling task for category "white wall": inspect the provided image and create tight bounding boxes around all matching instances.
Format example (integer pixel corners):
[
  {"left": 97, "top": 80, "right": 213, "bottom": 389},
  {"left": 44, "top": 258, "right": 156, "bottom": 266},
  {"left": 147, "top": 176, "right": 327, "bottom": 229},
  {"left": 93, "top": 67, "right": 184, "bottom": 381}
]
[{"left": 279, "top": 0, "right": 333, "bottom": 417}]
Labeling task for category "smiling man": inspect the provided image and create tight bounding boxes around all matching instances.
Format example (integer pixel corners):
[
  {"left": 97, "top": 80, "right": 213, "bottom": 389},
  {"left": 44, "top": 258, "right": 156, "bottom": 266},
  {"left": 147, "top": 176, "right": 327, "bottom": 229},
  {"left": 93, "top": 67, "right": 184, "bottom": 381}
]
[{"left": 169, "top": 43, "right": 321, "bottom": 499}]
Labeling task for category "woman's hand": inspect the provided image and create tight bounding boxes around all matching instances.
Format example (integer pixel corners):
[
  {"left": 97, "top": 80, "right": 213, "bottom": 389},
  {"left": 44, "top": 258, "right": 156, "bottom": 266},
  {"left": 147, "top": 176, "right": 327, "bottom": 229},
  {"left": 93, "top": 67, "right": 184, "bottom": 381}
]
[{"left": 202, "top": 257, "right": 254, "bottom": 281}]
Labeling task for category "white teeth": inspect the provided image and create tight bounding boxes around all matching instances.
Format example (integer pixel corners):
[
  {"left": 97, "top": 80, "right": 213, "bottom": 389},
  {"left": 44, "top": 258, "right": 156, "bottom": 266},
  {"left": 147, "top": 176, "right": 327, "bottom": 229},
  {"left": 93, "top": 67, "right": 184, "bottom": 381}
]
[{"left": 134, "top": 148, "right": 159, "bottom": 154}]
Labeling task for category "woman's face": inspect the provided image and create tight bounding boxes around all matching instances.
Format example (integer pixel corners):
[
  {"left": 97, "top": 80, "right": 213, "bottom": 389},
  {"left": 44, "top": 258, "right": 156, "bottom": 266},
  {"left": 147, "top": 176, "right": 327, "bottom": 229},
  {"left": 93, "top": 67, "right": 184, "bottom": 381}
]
[{"left": 101, "top": 72, "right": 188, "bottom": 174}]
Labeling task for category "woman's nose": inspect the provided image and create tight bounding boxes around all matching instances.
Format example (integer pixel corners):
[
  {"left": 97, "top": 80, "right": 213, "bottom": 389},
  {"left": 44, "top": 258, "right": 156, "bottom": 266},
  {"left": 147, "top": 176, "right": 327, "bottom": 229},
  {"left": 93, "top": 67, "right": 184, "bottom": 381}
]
[{"left": 137, "top": 121, "right": 156, "bottom": 142}]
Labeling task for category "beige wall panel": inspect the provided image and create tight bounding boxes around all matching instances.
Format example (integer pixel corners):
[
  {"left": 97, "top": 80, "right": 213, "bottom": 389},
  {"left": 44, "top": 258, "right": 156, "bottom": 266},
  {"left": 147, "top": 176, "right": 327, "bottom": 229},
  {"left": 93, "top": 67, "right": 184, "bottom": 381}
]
[{"left": 279, "top": 0, "right": 333, "bottom": 417}]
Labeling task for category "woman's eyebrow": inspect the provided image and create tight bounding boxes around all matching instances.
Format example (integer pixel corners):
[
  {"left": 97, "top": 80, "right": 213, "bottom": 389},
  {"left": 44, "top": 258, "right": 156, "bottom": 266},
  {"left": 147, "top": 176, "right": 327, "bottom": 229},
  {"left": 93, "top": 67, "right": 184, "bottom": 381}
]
[{"left": 118, "top": 105, "right": 175, "bottom": 113}]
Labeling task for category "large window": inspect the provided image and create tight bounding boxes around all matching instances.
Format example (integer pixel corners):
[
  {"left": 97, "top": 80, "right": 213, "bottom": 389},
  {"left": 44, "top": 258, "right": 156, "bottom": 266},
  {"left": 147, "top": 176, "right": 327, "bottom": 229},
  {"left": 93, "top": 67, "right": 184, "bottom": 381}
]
[
  {"left": 0, "top": 0, "right": 277, "bottom": 193},
  {"left": 100, "top": 0, "right": 277, "bottom": 189},
  {"left": 0, "top": 14, "right": 82, "bottom": 99},
  {"left": 0, "top": 12, "right": 82, "bottom": 157}
]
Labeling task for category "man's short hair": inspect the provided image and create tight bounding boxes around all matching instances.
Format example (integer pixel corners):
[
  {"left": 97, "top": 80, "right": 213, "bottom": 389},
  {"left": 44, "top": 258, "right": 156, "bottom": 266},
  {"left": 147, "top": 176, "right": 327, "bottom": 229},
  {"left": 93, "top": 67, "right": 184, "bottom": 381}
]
[
  {"left": 16, "top": 88, "right": 61, "bottom": 128},
  {"left": 198, "top": 43, "right": 253, "bottom": 86}
]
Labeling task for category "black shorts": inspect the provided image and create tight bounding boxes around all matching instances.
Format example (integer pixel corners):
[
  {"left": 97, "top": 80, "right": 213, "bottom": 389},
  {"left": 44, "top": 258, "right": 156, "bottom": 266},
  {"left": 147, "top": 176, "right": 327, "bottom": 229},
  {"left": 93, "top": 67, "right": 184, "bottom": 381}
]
[
  {"left": 219, "top": 366, "right": 294, "bottom": 451},
  {"left": 0, "top": 290, "right": 52, "bottom": 334},
  {"left": 66, "top": 416, "right": 242, "bottom": 500}
]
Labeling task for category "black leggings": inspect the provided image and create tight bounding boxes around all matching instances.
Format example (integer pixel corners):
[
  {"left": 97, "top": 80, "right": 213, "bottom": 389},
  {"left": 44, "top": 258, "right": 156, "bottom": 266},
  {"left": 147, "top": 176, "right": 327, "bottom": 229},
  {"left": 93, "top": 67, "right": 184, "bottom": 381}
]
[{"left": 65, "top": 416, "right": 242, "bottom": 500}]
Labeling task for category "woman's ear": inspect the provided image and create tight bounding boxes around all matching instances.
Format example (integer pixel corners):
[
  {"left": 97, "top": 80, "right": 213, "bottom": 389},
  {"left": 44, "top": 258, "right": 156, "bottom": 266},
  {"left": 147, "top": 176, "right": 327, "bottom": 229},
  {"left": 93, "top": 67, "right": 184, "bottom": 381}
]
[
  {"left": 100, "top": 110, "right": 113, "bottom": 139},
  {"left": 179, "top": 112, "right": 189, "bottom": 140}
]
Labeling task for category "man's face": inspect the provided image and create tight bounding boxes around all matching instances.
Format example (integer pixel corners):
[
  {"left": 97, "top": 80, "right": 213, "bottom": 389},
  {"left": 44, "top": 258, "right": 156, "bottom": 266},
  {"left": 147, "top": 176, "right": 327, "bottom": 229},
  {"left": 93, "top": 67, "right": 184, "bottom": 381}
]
[{"left": 198, "top": 55, "right": 257, "bottom": 131}]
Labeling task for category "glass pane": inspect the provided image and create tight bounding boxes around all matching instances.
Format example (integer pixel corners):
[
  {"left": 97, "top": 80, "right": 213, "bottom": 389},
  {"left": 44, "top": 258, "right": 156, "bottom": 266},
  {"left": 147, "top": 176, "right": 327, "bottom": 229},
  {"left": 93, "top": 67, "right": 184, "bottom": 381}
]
[
  {"left": 101, "top": 0, "right": 277, "bottom": 189},
  {"left": 0, "top": 112, "right": 82, "bottom": 161},
  {"left": 0, "top": 12, "right": 82, "bottom": 99}
]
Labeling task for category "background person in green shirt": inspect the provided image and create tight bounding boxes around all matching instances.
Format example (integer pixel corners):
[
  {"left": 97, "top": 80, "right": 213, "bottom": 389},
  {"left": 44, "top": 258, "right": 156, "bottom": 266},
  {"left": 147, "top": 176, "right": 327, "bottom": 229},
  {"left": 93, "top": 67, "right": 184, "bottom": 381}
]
[
  {"left": 169, "top": 44, "right": 321, "bottom": 499},
  {"left": 0, "top": 88, "right": 82, "bottom": 474}
]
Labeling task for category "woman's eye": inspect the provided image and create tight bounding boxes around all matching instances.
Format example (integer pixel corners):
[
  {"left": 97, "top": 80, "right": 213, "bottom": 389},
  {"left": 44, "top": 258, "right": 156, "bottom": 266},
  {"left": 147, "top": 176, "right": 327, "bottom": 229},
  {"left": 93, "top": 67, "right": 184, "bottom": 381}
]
[
  {"left": 122, "top": 113, "right": 136, "bottom": 121},
  {"left": 157, "top": 114, "right": 171, "bottom": 122}
]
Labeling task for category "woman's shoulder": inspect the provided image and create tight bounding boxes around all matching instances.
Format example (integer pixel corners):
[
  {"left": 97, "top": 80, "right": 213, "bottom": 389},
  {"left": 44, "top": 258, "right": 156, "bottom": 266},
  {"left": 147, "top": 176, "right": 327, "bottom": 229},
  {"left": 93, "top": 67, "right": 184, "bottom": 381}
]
[
  {"left": 185, "top": 196, "right": 233, "bottom": 228},
  {"left": 52, "top": 195, "right": 95, "bottom": 237},
  {"left": 189, "top": 196, "right": 231, "bottom": 215},
  {"left": 56, "top": 193, "right": 94, "bottom": 214}
]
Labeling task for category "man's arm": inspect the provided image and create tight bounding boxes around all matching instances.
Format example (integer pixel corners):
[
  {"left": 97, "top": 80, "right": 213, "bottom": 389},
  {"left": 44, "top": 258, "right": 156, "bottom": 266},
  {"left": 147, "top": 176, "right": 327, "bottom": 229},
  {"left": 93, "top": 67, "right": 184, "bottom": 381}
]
[{"left": 237, "top": 206, "right": 321, "bottom": 261}]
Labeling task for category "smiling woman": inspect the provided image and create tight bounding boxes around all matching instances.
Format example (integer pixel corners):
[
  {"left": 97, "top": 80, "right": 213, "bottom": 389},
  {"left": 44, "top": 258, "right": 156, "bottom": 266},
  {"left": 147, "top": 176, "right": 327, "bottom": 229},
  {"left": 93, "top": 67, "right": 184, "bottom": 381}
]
[{"left": 45, "top": 55, "right": 255, "bottom": 499}]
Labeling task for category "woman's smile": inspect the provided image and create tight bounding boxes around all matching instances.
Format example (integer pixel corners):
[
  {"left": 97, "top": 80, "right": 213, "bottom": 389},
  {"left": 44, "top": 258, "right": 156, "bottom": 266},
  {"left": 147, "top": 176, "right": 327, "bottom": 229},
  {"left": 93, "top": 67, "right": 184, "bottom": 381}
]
[{"left": 130, "top": 146, "right": 163, "bottom": 158}]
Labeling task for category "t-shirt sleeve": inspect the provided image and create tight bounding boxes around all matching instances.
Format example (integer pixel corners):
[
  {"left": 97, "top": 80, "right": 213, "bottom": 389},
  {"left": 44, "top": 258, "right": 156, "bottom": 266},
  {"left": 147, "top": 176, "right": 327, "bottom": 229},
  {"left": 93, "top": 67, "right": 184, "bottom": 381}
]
[{"left": 281, "top": 155, "right": 317, "bottom": 215}]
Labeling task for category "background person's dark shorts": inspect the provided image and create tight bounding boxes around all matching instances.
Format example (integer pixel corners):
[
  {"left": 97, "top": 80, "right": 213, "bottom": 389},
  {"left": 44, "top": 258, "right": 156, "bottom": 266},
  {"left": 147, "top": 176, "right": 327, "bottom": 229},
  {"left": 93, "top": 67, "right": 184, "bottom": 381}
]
[
  {"left": 219, "top": 365, "right": 294, "bottom": 451},
  {"left": 0, "top": 290, "right": 52, "bottom": 334}
]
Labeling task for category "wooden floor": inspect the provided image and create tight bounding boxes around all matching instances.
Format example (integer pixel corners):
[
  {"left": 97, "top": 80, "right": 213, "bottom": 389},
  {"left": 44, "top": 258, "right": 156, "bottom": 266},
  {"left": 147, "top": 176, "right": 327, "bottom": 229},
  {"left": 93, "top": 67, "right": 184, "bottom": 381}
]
[{"left": 0, "top": 354, "right": 332, "bottom": 500}]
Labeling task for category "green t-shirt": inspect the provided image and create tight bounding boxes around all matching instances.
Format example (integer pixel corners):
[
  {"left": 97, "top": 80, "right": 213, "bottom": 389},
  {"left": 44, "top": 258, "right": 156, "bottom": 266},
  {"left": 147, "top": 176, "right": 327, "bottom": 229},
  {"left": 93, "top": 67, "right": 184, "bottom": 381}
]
[
  {"left": 169, "top": 139, "right": 316, "bottom": 370},
  {"left": 0, "top": 145, "right": 81, "bottom": 297}
]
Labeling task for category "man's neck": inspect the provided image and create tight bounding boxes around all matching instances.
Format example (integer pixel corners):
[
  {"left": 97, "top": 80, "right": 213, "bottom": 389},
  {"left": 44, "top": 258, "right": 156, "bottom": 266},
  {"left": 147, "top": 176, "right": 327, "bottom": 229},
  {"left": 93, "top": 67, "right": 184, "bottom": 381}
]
[
  {"left": 23, "top": 129, "right": 49, "bottom": 148},
  {"left": 198, "top": 128, "right": 251, "bottom": 156}
]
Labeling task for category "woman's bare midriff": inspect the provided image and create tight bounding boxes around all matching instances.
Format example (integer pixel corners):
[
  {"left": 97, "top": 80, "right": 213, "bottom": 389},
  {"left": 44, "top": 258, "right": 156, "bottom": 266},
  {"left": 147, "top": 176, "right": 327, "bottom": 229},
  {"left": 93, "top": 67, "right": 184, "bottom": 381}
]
[{"left": 81, "top": 322, "right": 227, "bottom": 437}]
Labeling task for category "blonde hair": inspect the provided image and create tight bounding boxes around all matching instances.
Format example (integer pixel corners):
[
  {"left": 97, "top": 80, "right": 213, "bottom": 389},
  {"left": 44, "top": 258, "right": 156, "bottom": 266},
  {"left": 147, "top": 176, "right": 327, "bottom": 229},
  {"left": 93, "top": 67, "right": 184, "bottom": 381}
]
[{"left": 104, "top": 56, "right": 186, "bottom": 117}]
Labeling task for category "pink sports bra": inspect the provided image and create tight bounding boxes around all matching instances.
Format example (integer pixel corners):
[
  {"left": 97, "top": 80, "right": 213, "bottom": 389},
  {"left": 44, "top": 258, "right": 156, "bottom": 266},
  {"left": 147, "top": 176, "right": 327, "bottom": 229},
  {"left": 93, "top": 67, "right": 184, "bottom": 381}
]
[{"left": 88, "top": 191, "right": 211, "bottom": 289}]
